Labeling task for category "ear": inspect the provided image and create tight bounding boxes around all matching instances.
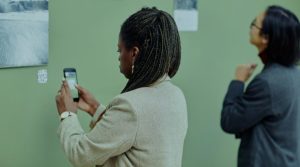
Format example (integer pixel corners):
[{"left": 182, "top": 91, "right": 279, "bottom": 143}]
[
  {"left": 262, "top": 35, "right": 269, "bottom": 45},
  {"left": 131, "top": 46, "right": 140, "bottom": 62}
]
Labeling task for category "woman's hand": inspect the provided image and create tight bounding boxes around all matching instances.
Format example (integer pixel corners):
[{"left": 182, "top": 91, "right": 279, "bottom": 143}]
[
  {"left": 235, "top": 64, "right": 257, "bottom": 82},
  {"left": 55, "top": 80, "right": 78, "bottom": 115},
  {"left": 76, "top": 85, "right": 100, "bottom": 117}
]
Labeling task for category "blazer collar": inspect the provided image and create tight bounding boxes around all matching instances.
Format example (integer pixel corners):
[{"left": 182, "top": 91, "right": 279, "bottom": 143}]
[{"left": 149, "top": 74, "right": 171, "bottom": 87}]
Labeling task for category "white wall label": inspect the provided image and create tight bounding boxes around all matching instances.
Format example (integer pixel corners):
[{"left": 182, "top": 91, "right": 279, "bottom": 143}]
[{"left": 37, "top": 69, "right": 48, "bottom": 84}]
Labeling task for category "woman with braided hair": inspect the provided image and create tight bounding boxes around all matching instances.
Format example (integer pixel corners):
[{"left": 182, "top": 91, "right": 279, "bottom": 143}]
[{"left": 55, "top": 7, "right": 187, "bottom": 167}]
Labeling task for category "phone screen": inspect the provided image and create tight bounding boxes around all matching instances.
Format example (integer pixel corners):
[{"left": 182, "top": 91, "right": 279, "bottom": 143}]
[{"left": 64, "top": 69, "right": 79, "bottom": 102}]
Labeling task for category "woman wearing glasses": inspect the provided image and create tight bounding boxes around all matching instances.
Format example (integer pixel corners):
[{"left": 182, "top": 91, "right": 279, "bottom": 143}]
[{"left": 221, "top": 5, "right": 300, "bottom": 167}]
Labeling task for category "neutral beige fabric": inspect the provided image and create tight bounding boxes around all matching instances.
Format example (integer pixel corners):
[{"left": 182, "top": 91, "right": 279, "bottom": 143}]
[
  {"left": 57, "top": 76, "right": 188, "bottom": 167},
  {"left": 90, "top": 105, "right": 106, "bottom": 128}
]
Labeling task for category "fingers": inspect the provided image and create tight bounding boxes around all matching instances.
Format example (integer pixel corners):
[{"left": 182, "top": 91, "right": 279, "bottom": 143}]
[
  {"left": 61, "top": 84, "right": 67, "bottom": 97},
  {"left": 250, "top": 63, "right": 257, "bottom": 69},
  {"left": 62, "top": 80, "right": 73, "bottom": 98},
  {"left": 56, "top": 89, "right": 64, "bottom": 112},
  {"left": 55, "top": 93, "right": 61, "bottom": 103},
  {"left": 56, "top": 80, "right": 75, "bottom": 114},
  {"left": 235, "top": 63, "right": 258, "bottom": 82},
  {"left": 249, "top": 64, "right": 257, "bottom": 74},
  {"left": 56, "top": 84, "right": 63, "bottom": 99},
  {"left": 56, "top": 80, "right": 71, "bottom": 99},
  {"left": 57, "top": 89, "right": 61, "bottom": 96},
  {"left": 76, "top": 85, "right": 90, "bottom": 98},
  {"left": 239, "top": 64, "right": 257, "bottom": 71},
  {"left": 75, "top": 84, "right": 84, "bottom": 94}
]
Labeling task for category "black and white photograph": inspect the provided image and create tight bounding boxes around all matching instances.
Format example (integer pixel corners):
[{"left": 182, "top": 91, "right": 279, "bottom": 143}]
[
  {"left": 175, "top": 0, "right": 197, "bottom": 10},
  {"left": 0, "top": 0, "right": 48, "bottom": 68},
  {"left": 174, "top": 0, "right": 198, "bottom": 31}
]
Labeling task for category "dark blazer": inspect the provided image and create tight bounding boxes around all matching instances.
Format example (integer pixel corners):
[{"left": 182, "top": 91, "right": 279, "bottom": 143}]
[{"left": 221, "top": 63, "right": 300, "bottom": 167}]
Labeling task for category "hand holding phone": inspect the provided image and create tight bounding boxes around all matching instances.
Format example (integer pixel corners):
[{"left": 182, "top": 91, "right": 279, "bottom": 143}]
[
  {"left": 75, "top": 84, "right": 100, "bottom": 116},
  {"left": 63, "top": 68, "right": 79, "bottom": 102}
]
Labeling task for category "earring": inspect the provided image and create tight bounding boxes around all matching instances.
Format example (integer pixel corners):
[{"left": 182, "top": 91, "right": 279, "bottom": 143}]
[{"left": 131, "top": 65, "right": 135, "bottom": 74}]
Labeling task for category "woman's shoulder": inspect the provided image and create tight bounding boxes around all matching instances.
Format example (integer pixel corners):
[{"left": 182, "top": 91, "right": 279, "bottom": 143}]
[
  {"left": 259, "top": 63, "right": 300, "bottom": 80},
  {"left": 252, "top": 63, "right": 300, "bottom": 95},
  {"left": 124, "top": 80, "right": 183, "bottom": 97},
  {"left": 113, "top": 81, "right": 185, "bottom": 107}
]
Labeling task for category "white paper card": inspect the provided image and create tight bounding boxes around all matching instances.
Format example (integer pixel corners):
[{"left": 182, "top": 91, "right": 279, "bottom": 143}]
[
  {"left": 37, "top": 69, "right": 48, "bottom": 84},
  {"left": 174, "top": 9, "right": 198, "bottom": 31}
]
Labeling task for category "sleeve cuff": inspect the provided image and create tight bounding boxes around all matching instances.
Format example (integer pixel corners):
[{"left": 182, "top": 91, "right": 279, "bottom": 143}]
[
  {"left": 226, "top": 80, "right": 245, "bottom": 98},
  {"left": 57, "top": 114, "right": 84, "bottom": 138}
]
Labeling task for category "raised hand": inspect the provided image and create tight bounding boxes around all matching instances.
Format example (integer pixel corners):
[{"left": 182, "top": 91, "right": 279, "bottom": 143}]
[
  {"left": 76, "top": 84, "right": 100, "bottom": 117},
  {"left": 56, "top": 80, "right": 78, "bottom": 115},
  {"left": 235, "top": 64, "right": 257, "bottom": 82}
]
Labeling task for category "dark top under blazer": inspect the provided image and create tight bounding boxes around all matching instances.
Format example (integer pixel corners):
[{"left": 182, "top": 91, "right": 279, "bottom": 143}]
[{"left": 221, "top": 63, "right": 300, "bottom": 167}]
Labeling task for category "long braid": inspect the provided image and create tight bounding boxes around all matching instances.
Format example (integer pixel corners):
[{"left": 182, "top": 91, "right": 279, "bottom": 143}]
[{"left": 120, "top": 7, "right": 181, "bottom": 93}]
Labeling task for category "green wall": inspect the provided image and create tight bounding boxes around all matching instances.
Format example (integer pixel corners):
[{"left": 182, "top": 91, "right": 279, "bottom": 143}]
[{"left": 1, "top": 0, "right": 299, "bottom": 166}]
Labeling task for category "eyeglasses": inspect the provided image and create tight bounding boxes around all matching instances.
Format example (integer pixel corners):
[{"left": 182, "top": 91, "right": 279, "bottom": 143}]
[{"left": 250, "top": 19, "right": 262, "bottom": 30}]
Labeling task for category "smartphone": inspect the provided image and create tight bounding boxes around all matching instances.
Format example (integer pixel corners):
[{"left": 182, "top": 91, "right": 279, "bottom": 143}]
[{"left": 63, "top": 68, "right": 79, "bottom": 102}]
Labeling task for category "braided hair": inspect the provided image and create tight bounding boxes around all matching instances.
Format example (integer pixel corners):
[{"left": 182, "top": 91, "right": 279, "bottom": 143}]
[{"left": 120, "top": 7, "right": 181, "bottom": 93}]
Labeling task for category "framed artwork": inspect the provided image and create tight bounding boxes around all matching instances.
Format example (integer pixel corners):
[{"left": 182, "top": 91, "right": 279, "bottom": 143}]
[
  {"left": 175, "top": 0, "right": 197, "bottom": 10},
  {"left": 0, "top": 0, "right": 48, "bottom": 68},
  {"left": 174, "top": 0, "right": 198, "bottom": 31}
]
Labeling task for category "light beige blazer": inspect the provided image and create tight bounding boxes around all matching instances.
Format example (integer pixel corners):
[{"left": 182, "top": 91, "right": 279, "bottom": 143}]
[{"left": 57, "top": 76, "right": 188, "bottom": 167}]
